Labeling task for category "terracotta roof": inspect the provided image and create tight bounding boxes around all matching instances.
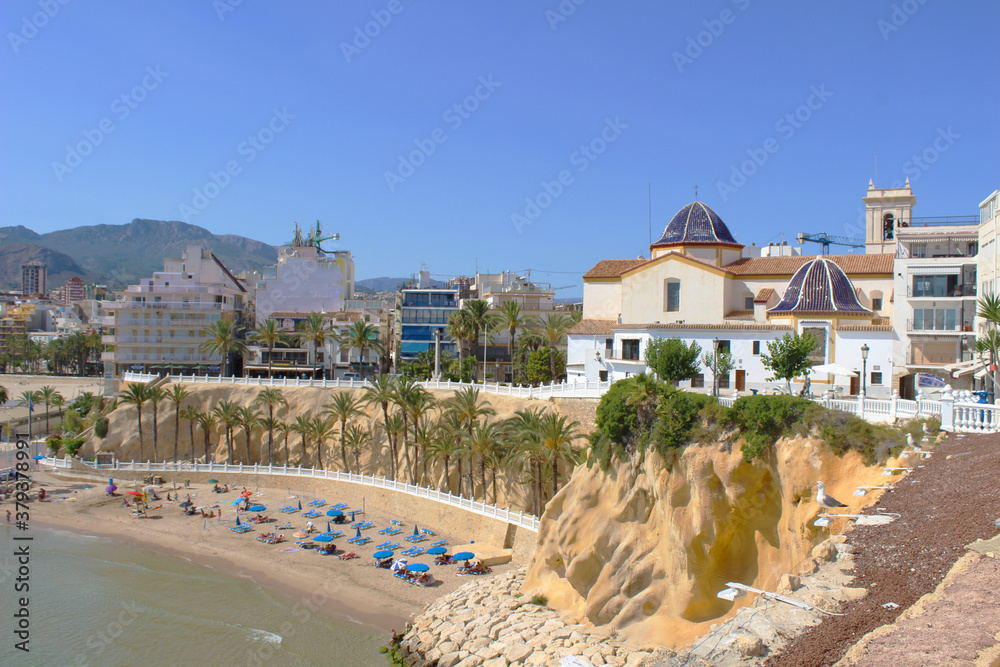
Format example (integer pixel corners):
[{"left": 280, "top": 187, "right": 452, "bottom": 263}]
[
  {"left": 754, "top": 288, "right": 775, "bottom": 302},
  {"left": 614, "top": 322, "right": 790, "bottom": 331},
  {"left": 568, "top": 318, "right": 616, "bottom": 335},
  {"left": 582, "top": 259, "right": 650, "bottom": 279},
  {"left": 724, "top": 310, "right": 755, "bottom": 321},
  {"left": 724, "top": 254, "right": 894, "bottom": 276},
  {"left": 836, "top": 323, "right": 894, "bottom": 332}
]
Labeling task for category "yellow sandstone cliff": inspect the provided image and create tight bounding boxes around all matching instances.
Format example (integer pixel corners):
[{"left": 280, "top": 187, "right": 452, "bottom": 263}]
[{"left": 523, "top": 435, "right": 889, "bottom": 648}]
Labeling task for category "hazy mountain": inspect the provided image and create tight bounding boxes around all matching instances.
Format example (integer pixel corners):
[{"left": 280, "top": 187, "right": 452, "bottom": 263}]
[
  {"left": 0, "top": 243, "right": 90, "bottom": 289},
  {"left": 356, "top": 276, "right": 410, "bottom": 292},
  {"left": 0, "top": 219, "right": 279, "bottom": 289}
]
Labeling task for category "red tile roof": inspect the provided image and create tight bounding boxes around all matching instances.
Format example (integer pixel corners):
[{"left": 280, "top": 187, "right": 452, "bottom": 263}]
[
  {"left": 568, "top": 319, "right": 617, "bottom": 335},
  {"left": 582, "top": 258, "right": 650, "bottom": 279},
  {"left": 754, "top": 288, "right": 775, "bottom": 302},
  {"left": 614, "top": 322, "right": 790, "bottom": 331},
  {"left": 724, "top": 254, "right": 894, "bottom": 276}
]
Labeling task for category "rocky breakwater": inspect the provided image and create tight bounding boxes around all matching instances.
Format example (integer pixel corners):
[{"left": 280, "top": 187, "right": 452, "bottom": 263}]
[
  {"left": 523, "top": 435, "right": 890, "bottom": 649},
  {"left": 396, "top": 569, "right": 671, "bottom": 667}
]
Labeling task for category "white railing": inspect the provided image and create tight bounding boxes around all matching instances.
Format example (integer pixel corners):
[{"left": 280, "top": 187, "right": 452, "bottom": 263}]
[
  {"left": 80, "top": 459, "right": 540, "bottom": 532},
  {"left": 120, "top": 373, "right": 991, "bottom": 434},
  {"left": 122, "top": 372, "right": 611, "bottom": 399}
]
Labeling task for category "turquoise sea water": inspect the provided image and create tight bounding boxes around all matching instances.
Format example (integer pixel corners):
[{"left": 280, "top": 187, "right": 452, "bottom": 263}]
[{"left": 0, "top": 524, "right": 388, "bottom": 666}]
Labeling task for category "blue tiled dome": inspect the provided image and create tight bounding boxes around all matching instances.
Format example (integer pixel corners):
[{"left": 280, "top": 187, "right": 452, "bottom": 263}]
[
  {"left": 768, "top": 258, "right": 871, "bottom": 314},
  {"left": 651, "top": 202, "right": 741, "bottom": 249}
]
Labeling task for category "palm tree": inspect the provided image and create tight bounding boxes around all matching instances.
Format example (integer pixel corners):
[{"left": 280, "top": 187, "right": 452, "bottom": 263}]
[
  {"left": 363, "top": 375, "right": 398, "bottom": 478},
  {"left": 978, "top": 293, "right": 1000, "bottom": 399},
  {"left": 199, "top": 319, "right": 246, "bottom": 377},
  {"left": 0, "top": 385, "right": 8, "bottom": 405},
  {"left": 166, "top": 385, "right": 191, "bottom": 462},
  {"left": 446, "top": 386, "right": 496, "bottom": 439},
  {"left": 212, "top": 400, "right": 241, "bottom": 464},
  {"left": 624, "top": 372, "right": 663, "bottom": 432},
  {"left": 37, "top": 386, "right": 62, "bottom": 434},
  {"left": 236, "top": 405, "right": 262, "bottom": 464},
  {"left": 340, "top": 320, "right": 379, "bottom": 378},
  {"left": 383, "top": 412, "right": 404, "bottom": 479},
  {"left": 428, "top": 417, "right": 464, "bottom": 494},
  {"left": 179, "top": 405, "right": 200, "bottom": 463},
  {"left": 292, "top": 415, "right": 313, "bottom": 467},
  {"left": 466, "top": 420, "right": 506, "bottom": 502},
  {"left": 16, "top": 390, "right": 42, "bottom": 437},
  {"left": 412, "top": 415, "right": 437, "bottom": 485},
  {"left": 146, "top": 385, "right": 167, "bottom": 462},
  {"left": 274, "top": 421, "right": 294, "bottom": 465},
  {"left": 193, "top": 410, "right": 216, "bottom": 463},
  {"left": 391, "top": 376, "right": 424, "bottom": 482},
  {"left": 249, "top": 319, "right": 287, "bottom": 379},
  {"left": 323, "top": 392, "right": 364, "bottom": 471},
  {"left": 343, "top": 423, "right": 373, "bottom": 475},
  {"left": 294, "top": 313, "right": 330, "bottom": 380},
  {"left": 507, "top": 407, "right": 549, "bottom": 516},
  {"left": 462, "top": 299, "right": 491, "bottom": 382},
  {"left": 118, "top": 384, "right": 149, "bottom": 461},
  {"left": 254, "top": 388, "right": 287, "bottom": 466},
  {"left": 536, "top": 412, "right": 582, "bottom": 498},
  {"left": 51, "top": 393, "right": 65, "bottom": 427},
  {"left": 400, "top": 381, "right": 435, "bottom": 482},
  {"left": 309, "top": 416, "right": 336, "bottom": 470},
  {"left": 496, "top": 301, "right": 532, "bottom": 378},
  {"left": 530, "top": 313, "right": 575, "bottom": 382},
  {"left": 447, "top": 310, "right": 475, "bottom": 370}
]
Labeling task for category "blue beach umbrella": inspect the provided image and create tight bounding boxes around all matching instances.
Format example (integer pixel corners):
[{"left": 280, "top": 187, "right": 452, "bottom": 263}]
[
  {"left": 452, "top": 552, "right": 475, "bottom": 561},
  {"left": 412, "top": 525, "right": 420, "bottom": 537},
  {"left": 326, "top": 521, "right": 332, "bottom": 532},
  {"left": 313, "top": 534, "right": 334, "bottom": 543},
  {"left": 31, "top": 455, "right": 45, "bottom": 460},
  {"left": 326, "top": 509, "right": 343, "bottom": 517},
  {"left": 236, "top": 516, "right": 241, "bottom": 526},
  {"left": 355, "top": 526, "right": 362, "bottom": 539},
  {"left": 427, "top": 547, "right": 447, "bottom": 555},
  {"left": 249, "top": 505, "right": 266, "bottom": 512},
  {"left": 232, "top": 498, "right": 243, "bottom": 507},
  {"left": 373, "top": 550, "right": 394, "bottom": 559},
  {"left": 407, "top": 563, "right": 429, "bottom": 572},
  {"left": 297, "top": 500, "right": 302, "bottom": 510}
]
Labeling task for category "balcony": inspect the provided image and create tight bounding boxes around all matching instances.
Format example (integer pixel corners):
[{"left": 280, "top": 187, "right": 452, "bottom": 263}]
[
  {"left": 108, "top": 301, "right": 225, "bottom": 311},
  {"left": 906, "top": 320, "right": 974, "bottom": 334},
  {"left": 907, "top": 284, "right": 977, "bottom": 298}
]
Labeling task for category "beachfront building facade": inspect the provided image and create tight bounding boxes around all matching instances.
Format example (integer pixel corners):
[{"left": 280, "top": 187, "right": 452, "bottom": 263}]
[
  {"left": 397, "top": 287, "right": 459, "bottom": 363},
  {"left": 978, "top": 189, "right": 1000, "bottom": 296},
  {"left": 101, "top": 245, "right": 250, "bottom": 376},
  {"left": 568, "top": 196, "right": 896, "bottom": 397},
  {"left": 21, "top": 261, "right": 47, "bottom": 297}
]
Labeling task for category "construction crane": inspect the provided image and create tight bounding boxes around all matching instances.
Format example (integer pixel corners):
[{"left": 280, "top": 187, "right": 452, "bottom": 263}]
[{"left": 796, "top": 232, "right": 865, "bottom": 255}]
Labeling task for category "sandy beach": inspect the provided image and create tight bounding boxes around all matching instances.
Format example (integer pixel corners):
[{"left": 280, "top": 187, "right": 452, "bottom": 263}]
[{"left": 24, "top": 467, "right": 516, "bottom": 635}]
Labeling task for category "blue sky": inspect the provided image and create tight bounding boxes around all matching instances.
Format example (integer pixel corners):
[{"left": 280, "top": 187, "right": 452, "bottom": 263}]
[{"left": 2, "top": 1, "right": 998, "bottom": 295}]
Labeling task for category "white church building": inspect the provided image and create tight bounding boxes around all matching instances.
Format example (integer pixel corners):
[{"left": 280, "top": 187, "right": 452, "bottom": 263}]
[{"left": 567, "top": 199, "right": 896, "bottom": 397}]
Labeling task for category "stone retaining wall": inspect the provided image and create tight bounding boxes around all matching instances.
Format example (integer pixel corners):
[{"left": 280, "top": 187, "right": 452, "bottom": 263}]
[{"left": 397, "top": 568, "right": 669, "bottom": 667}]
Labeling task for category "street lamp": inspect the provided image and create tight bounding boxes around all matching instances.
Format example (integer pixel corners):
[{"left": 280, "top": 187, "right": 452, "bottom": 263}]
[
  {"left": 712, "top": 337, "right": 720, "bottom": 397},
  {"left": 860, "top": 343, "right": 870, "bottom": 395}
]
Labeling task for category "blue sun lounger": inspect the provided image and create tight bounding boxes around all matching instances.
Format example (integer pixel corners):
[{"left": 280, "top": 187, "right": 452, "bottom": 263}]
[
  {"left": 384, "top": 542, "right": 400, "bottom": 550},
  {"left": 375, "top": 540, "right": 392, "bottom": 549},
  {"left": 420, "top": 528, "right": 436, "bottom": 536},
  {"left": 301, "top": 510, "right": 321, "bottom": 518},
  {"left": 278, "top": 505, "right": 297, "bottom": 513},
  {"left": 401, "top": 547, "right": 424, "bottom": 557},
  {"left": 390, "top": 519, "right": 404, "bottom": 526},
  {"left": 377, "top": 526, "right": 392, "bottom": 534},
  {"left": 331, "top": 502, "right": 348, "bottom": 510},
  {"left": 306, "top": 499, "right": 323, "bottom": 506},
  {"left": 358, "top": 521, "right": 374, "bottom": 530},
  {"left": 383, "top": 527, "right": 402, "bottom": 536},
  {"left": 428, "top": 539, "right": 447, "bottom": 547},
  {"left": 353, "top": 537, "right": 371, "bottom": 546}
]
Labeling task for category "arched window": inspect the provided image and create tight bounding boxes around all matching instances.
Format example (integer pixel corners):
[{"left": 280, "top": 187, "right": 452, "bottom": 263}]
[
  {"left": 664, "top": 279, "right": 680, "bottom": 312},
  {"left": 882, "top": 213, "right": 895, "bottom": 240}
]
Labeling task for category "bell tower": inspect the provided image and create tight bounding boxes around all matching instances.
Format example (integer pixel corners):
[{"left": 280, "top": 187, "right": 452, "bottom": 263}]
[{"left": 863, "top": 178, "right": 916, "bottom": 254}]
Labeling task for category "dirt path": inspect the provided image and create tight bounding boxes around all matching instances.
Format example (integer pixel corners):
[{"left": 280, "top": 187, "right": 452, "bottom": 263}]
[{"left": 766, "top": 432, "right": 1000, "bottom": 666}]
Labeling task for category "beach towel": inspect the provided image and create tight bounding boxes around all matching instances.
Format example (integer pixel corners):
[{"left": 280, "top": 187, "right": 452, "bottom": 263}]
[{"left": 280, "top": 548, "right": 300, "bottom": 553}]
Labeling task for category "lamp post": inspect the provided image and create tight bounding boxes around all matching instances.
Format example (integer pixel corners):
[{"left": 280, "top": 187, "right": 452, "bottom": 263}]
[
  {"left": 712, "top": 337, "right": 720, "bottom": 397},
  {"left": 861, "top": 343, "right": 870, "bottom": 395}
]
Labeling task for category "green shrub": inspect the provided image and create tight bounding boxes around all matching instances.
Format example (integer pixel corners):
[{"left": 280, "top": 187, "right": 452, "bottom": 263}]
[
  {"left": 94, "top": 417, "right": 109, "bottom": 439},
  {"left": 46, "top": 436, "right": 62, "bottom": 455},
  {"left": 594, "top": 378, "right": 641, "bottom": 444},
  {"left": 63, "top": 437, "right": 85, "bottom": 457},
  {"left": 530, "top": 594, "right": 548, "bottom": 606},
  {"left": 652, "top": 392, "right": 714, "bottom": 452},
  {"left": 727, "top": 395, "right": 814, "bottom": 463},
  {"left": 62, "top": 409, "right": 84, "bottom": 435}
]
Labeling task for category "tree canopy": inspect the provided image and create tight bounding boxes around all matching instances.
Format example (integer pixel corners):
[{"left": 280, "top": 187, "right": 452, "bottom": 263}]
[
  {"left": 760, "top": 332, "right": 817, "bottom": 394},
  {"left": 644, "top": 338, "right": 702, "bottom": 385}
]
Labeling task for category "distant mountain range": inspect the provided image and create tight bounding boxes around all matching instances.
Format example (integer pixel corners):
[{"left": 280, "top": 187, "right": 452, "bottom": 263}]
[
  {"left": 355, "top": 276, "right": 410, "bottom": 293},
  {"left": 0, "top": 219, "right": 279, "bottom": 290}
]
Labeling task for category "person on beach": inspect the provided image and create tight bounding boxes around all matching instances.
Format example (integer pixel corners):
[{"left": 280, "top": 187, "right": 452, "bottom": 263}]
[
  {"left": 6, "top": 509, "right": 10, "bottom": 523},
  {"left": 38, "top": 488, "right": 45, "bottom": 502}
]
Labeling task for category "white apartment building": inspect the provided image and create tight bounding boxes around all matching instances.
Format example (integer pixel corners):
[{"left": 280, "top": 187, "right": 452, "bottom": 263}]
[
  {"left": 102, "top": 245, "right": 249, "bottom": 376},
  {"left": 977, "top": 189, "right": 1000, "bottom": 296}
]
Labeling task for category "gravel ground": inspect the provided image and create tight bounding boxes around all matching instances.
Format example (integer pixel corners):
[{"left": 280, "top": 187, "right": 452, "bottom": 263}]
[{"left": 766, "top": 432, "right": 1000, "bottom": 667}]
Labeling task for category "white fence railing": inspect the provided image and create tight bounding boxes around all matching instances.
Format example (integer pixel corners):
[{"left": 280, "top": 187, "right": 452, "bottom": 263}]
[
  {"left": 121, "top": 372, "right": 611, "bottom": 400},
  {"left": 119, "top": 373, "right": 996, "bottom": 434},
  {"left": 54, "top": 457, "right": 540, "bottom": 532}
]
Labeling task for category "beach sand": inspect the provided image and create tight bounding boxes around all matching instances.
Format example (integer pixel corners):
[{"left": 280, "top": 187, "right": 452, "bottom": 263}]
[{"left": 27, "top": 469, "right": 515, "bottom": 635}]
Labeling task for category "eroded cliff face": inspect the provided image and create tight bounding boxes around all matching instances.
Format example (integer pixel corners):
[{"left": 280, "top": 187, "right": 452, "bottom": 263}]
[{"left": 523, "top": 436, "right": 888, "bottom": 648}]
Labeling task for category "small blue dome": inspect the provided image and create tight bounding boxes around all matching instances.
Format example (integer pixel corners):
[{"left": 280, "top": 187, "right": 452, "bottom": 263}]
[
  {"left": 651, "top": 202, "right": 741, "bottom": 248},
  {"left": 768, "top": 258, "right": 871, "bottom": 314}
]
